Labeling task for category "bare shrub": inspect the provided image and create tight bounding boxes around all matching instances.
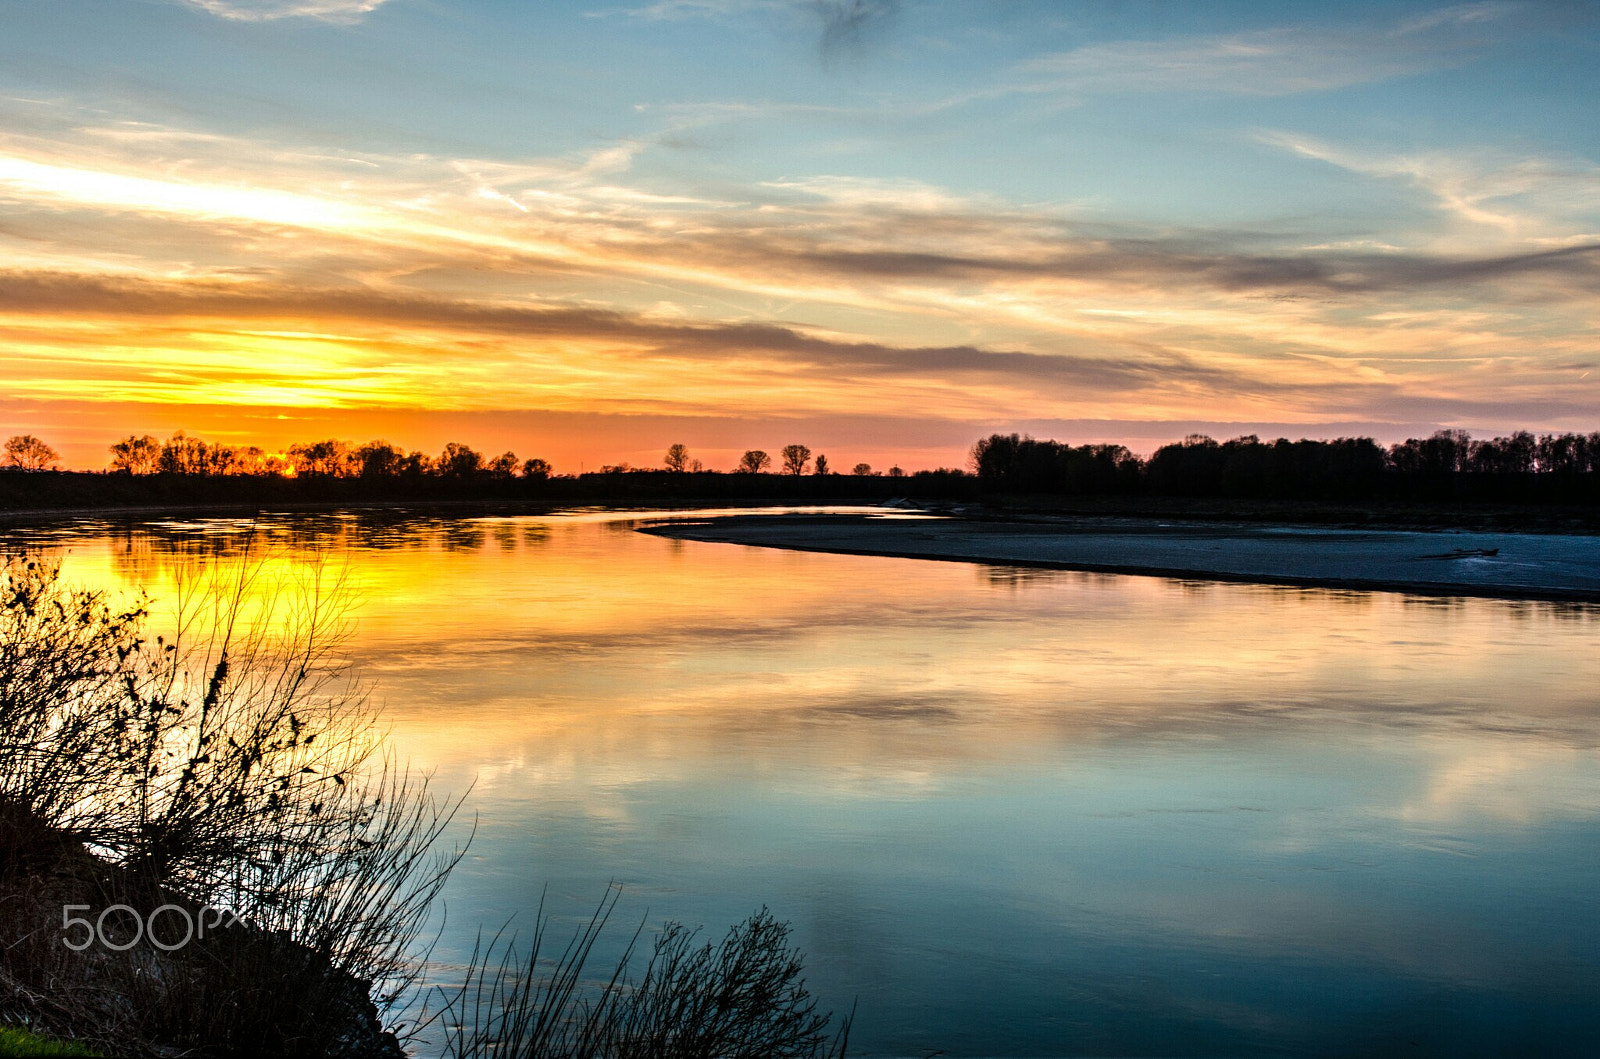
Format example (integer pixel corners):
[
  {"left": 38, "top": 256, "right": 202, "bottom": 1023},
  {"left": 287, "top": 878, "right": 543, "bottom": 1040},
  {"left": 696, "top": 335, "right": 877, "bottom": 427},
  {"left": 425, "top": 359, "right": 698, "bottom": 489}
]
[
  {"left": 434, "top": 888, "right": 851, "bottom": 1059},
  {"left": 0, "top": 555, "right": 147, "bottom": 830},
  {"left": 0, "top": 549, "right": 465, "bottom": 1057}
]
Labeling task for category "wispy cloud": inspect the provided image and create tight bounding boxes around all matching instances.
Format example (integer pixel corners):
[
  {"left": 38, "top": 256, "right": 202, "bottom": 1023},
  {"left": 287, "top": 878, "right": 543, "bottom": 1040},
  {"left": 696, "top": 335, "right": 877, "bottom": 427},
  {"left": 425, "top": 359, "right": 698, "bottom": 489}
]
[
  {"left": 611, "top": 0, "right": 902, "bottom": 58},
  {"left": 1018, "top": 2, "right": 1519, "bottom": 97},
  {"left": 1260, "top": 131, "right": 1600, "bottom": 243},
  {"left": 1, "top": 104, "right": 1596, "bottom": 434},
  {"left": 613, "top": 0, "right": 783, "bottom": 20},
  {"left": 0, "top": 267, "right": 1235, "bottom": 420},
  {"left": 180, "top": 0, "right": 391, "bottom": 23}
]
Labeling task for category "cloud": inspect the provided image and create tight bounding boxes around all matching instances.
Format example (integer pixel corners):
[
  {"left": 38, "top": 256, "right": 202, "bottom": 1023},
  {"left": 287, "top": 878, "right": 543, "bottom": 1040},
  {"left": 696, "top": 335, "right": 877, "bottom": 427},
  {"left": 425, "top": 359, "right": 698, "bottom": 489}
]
[
  {"left": 0, "top": 153, "right": 374, "bottom": 230},
  {"left": 180, "top": 0, "right": 392, "bottom": 23},
  {"left": 1018, "top": 2, "right": 1518, "bottom": 97},
  {"left": 614, "top": 0, "right": 782, "bottom": 19},
  {"left": 0, "top": 268, "right": 1169, "bottom": 391},
  {"left": 2, "top": 105, "right": 1596, "bottom": 437},
  {"left": 1260, "top": 131, "right": 1600, "bottom": 242},
  {"left": 780, "top": 237, "right": 1600, "bottom": 297},
  {"left": 611, "top": 0, "right": 902, "bottom": 58}
]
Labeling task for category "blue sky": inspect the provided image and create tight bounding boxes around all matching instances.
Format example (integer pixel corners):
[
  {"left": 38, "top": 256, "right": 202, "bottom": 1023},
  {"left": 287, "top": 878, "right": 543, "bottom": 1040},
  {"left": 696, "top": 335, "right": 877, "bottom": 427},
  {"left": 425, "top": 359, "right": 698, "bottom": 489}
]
[{"left": 3, "top": 0, "right": 1597, "bottom": 470}]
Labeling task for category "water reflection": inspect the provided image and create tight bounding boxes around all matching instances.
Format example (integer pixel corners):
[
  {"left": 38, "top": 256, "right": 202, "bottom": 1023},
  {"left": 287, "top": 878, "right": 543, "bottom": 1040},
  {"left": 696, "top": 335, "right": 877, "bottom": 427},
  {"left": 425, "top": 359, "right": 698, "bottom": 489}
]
[{"left": 9, "top": 509, "right": 1600, "bottom": 1056}]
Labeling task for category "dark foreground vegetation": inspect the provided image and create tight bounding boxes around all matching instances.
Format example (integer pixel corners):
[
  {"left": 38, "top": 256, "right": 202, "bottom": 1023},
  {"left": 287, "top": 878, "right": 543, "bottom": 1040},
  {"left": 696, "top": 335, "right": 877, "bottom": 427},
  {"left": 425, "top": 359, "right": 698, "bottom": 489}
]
[{"left": 0, "top": 554, "right": 850, "bottom": 1058}]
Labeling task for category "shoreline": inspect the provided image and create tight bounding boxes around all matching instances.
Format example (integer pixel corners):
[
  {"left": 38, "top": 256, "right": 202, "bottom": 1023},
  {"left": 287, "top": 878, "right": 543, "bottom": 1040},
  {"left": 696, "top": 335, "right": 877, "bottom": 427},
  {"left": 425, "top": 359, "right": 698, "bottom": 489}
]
[{"left": 639, "top": 513, "right": 1600, "bottom": 604}]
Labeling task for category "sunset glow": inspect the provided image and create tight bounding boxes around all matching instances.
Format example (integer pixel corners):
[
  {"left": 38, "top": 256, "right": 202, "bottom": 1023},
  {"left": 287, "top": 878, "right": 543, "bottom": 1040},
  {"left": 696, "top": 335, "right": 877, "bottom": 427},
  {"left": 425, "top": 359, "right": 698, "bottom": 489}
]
[{"left": 4, "top": 1, "right": 1598, "bottom": 470}]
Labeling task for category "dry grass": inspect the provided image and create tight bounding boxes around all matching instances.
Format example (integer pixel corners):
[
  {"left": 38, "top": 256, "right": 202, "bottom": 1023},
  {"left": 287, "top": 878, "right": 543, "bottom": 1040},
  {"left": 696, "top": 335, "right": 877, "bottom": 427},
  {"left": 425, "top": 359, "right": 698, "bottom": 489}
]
[
  {"left": 430, "top": 887, "right": 851, "bottom": 1059},
  {"left": 0, "top": 551, "right": 465, "bottom": 1057}
]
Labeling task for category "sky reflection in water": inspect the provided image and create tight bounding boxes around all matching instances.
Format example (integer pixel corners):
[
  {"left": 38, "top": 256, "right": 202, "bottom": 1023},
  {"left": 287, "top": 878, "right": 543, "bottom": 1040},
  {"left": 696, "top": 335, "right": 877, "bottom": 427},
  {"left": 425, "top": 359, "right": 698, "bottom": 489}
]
[{"left": 23, "top": 509, "right": 1600, "bottom": 1057}]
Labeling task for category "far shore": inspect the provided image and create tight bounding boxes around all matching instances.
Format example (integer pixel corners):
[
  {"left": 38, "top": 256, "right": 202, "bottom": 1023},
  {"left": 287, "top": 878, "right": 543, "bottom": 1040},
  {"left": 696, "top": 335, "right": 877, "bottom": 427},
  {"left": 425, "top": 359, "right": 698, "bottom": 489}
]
[{"left": 639, "top": 513, "right": 1600, "bottom": 603}]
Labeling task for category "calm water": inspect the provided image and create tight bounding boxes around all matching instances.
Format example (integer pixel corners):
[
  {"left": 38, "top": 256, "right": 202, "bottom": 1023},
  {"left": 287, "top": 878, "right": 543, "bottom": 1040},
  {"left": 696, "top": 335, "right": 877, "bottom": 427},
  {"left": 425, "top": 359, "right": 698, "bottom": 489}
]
[{"left": 15, "top": 508, "right": 1600, "bottom": 1056}]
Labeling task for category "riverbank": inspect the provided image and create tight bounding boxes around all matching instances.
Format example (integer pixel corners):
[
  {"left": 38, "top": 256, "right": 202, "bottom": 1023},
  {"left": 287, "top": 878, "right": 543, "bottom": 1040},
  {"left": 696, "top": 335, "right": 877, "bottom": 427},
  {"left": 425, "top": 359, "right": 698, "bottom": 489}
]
[
  {"left": 5, "top": 471, "right": 1599, "bottom": 534},
  {"left": 639, "top": 513, "right": 1600, "bottom": 602}
]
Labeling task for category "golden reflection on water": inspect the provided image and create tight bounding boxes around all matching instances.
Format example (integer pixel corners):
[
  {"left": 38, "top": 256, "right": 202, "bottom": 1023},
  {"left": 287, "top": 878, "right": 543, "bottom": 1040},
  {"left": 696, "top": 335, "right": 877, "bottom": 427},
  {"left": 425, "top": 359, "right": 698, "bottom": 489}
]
[{"left": 27, "top": 509, "right": 1600, "bottom": 818}]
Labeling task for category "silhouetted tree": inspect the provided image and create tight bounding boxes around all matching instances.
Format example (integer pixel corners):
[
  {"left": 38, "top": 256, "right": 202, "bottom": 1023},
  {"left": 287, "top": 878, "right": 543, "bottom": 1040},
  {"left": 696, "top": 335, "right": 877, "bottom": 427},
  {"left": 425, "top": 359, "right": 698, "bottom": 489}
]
[
  {"left": 289, "top": 439, "right": 350, "bottom": 477},
  {"left": 664, "top": 443, "right": 692, "bottom": 473},
  {"left": 888, "top": 465, "right": 904, "bottom": 477},
  {"left": 969, "top": 433, "right": 1019, "bottom": 480},
  {"left": 109, "top": 434, "right": 161, "bottom": 475},
  {"left": 738, "top": 450, "right": 771, "bottom": 474},
  {"left": 2, "top": 435, "right": 59, "bottom": 471},
  {"left": 522, "top": 457, "right": 552, "bottom": 479},
  {"left": 437, "top": 441, "right": 483, "bottom": 478},
  {"left": 851, "top": 462, "right": 873, "bottom": 476},
  {"left": 1469, "top": 431, "right": 1536, "bottom": 474},
  {"left": 216, "top": 445, "right": 269, "bottom": 475},
  {"left": 1537, "top": 433, "right": 1583, "bottom": 476},
  {"left": 781, "top": 444, "right": 811, "bottom": 476},
  {"left": 813, "top": 454, "right": 830, "bottom": 475},
  {"left": 158, "top": 431, "right": 210, "bottom": 475},
  {"left": 486, "top": 451, "right": 518, "bottom": 478},
  {"left": 1146, "top": 435, "right": 1225, "bottom": 495},
  {"left": 1388, "top": 430, "right": 1473, "bottom": 498},
  {"left": 353, "top": 440, "right": 405, "bottom": 478}
]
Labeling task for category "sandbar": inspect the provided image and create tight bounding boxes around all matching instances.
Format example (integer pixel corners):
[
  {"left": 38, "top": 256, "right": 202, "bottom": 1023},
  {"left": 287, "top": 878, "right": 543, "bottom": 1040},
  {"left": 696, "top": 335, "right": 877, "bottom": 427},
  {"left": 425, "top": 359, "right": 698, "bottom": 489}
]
[{"left": 639, "top": 513, "right": 1600, "bottom": 602}]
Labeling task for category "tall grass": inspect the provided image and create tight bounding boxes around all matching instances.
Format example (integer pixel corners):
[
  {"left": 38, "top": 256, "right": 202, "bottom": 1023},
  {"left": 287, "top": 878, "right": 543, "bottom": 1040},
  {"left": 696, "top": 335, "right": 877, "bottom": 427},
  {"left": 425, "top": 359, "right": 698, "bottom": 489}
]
[
  {"left": 0, "top": 551, "right": 465, "bottom": 1056},
  {"left": 431, "top": 887, "right": 852, "bottom": 1059}
]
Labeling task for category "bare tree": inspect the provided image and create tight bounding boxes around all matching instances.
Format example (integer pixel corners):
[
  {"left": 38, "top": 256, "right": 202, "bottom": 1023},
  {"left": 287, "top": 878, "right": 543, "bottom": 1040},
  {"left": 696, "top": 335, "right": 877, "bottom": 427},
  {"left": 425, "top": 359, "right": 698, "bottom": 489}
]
[
  {"left": 521, "top": 458, "right": 552, "bottom": 479},
  {"left": 3, "top": 435, "right": 60, "bottom": 471},
  {"left": 851, "top": 463, "right": 873, "bottom": 476},
  {"left": 486, "top": 451, "right": 518, "bottom": 478},
  {"left": 781, "top": 445, "right": 811, "bottom": 476},
  {"left": 231, "top": 446, "right": 270, "bottom": 475},
  {"left": 738, "top": 450, "right": 771, "bottom": 474},
  {"left": 663, "top": 443, "right": 691, "bottom": 473},
  {"left": 289, "top": 439, "right": 351, "bottom": 477},
  {"left": 109, "top": 434, "right": 161, "bottom": 475},
  {"left": 159, "top": 431, "right": 210, "bottom": 475},
  {"left": 813, "top": 454, "right": 829, "bottom": 475}
]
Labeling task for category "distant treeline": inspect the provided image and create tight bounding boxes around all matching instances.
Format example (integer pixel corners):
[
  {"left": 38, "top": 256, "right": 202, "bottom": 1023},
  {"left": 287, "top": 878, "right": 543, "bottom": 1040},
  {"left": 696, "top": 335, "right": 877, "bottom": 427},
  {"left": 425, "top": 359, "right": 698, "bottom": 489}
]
[
  {"left": 3, "top": 427, "right": 1599, "bottom": 512},
  {"left": 971, "top": 430, "right": 1600, "bottom": 502},
  {"left": 0, "top": 431, "right": 971, "bottom": 511}
]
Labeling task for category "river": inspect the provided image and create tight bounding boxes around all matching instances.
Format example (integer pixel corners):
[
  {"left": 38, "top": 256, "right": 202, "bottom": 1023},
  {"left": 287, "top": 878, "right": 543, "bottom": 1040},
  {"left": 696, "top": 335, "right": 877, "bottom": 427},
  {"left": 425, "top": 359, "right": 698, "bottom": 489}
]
[{"left": 13, "top": 507, "right": 1600, "bottom": 1056}]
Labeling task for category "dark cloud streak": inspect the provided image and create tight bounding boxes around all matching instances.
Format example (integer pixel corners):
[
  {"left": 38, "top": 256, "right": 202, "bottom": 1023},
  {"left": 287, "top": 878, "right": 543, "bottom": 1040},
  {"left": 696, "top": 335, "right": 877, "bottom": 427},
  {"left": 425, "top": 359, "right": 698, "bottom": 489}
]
[
  {"left": 788, "top": 239, "right": 1600, "bottom": 296},
  {"left": 814, "top": 0, "right": 900, "bottom": 60},
  {"left": 0, "top": 268, "right": 1275, "bottom": 397}
]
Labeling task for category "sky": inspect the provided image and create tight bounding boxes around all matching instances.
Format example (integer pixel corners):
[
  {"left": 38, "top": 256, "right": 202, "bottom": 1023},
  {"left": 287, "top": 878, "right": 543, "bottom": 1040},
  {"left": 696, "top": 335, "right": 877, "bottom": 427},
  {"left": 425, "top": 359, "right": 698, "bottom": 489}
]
[{"left": 2, "top": 0, "right": 1598, "bottom": 472}]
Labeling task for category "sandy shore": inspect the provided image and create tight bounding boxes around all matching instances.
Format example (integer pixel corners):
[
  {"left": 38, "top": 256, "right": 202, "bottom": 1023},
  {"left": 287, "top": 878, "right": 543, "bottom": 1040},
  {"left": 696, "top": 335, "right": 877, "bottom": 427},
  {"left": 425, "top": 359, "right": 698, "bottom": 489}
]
[{"left": 640, "top": 513, "right": 1600, "bottom": 602}]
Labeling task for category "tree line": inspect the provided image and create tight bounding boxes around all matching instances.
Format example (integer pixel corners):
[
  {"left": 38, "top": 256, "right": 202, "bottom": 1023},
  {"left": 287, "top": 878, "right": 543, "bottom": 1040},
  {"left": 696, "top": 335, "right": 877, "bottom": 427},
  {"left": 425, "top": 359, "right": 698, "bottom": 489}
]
[
  {"left": 1, "top": 431, "right": 915, "bottom": 479},
  {"left": 971, "top": 430, "right": 1600, "bottom": 502},
  {"left": 5, "top": 427, "right": 1597, "bottom": 504}
]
